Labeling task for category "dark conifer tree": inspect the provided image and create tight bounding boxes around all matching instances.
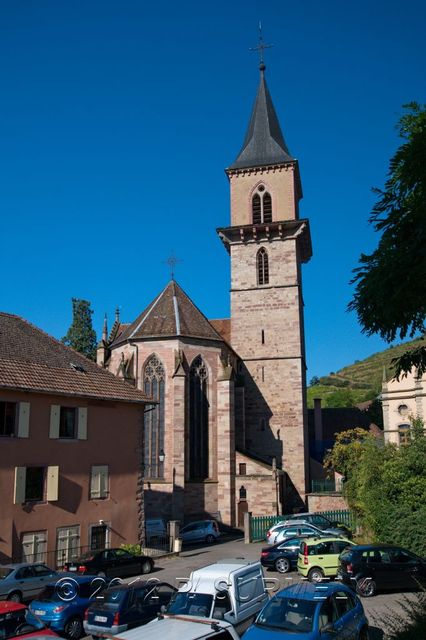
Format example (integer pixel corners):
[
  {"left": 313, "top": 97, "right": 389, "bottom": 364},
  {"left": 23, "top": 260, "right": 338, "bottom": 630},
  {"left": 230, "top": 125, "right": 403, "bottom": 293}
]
[{"left": 62, "top": 298, "right": 97, "bottom": 361}]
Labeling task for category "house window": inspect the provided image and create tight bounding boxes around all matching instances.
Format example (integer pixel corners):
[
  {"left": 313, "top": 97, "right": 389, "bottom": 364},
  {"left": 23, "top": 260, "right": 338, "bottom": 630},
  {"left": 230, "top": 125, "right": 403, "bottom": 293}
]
[
  {"left": 257, "top": 248, "right": 269, "bottom": 285},
  {"left": 189, "top": 355, "right": 209, "bottom": 480},
  {"left": 0, "top": 401, "right": 17, "bottom": 437},
  {"left": 59, "top": 407, "right": 77, "bottom": 438},
  {"left": 252, "top": 185, "right": 273, "bottom": 224},
  {"left": 143, "top": 355, "right": 165, "bottom": 479},
  {"left": 239, "top": 463, "right": 246, "bottom": 476},
  {"left": 56, "top": 526, "right": 80, "bottom": 567},
  {"left": 398, "top": 404, "right": 409, "bottom": 417},
  {"left": 14, "top": 466, "right": 59, "bottom": 504},
  {"left": 90, "top": 465, "right": 109, "bottom": 499},
  {"left": 398, "top": 424, "right": 410, "bottom": 446},
  {"left": 21, "top": 531, "right": 47, "bottom": 563},
  {"left": 50, "top": 406, "right": 87, "bottom": 440}
]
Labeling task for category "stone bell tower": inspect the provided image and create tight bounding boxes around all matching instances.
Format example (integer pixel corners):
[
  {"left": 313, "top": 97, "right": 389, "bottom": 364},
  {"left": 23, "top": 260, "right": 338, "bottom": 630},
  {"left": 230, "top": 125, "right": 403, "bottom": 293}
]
[{"left": 217, "top": 60, "right": 312, "bottom": 508}]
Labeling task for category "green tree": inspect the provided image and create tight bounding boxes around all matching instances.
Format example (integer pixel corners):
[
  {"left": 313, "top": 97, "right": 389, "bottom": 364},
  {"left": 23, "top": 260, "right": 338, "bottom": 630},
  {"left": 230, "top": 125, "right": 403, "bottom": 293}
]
[
  {"left": 348, "top": 103, "right": 426, "bottom": 378},
  {"left": 325, "top": 387, "right": 356, "bottom": 407},
  {"left": 309, "top": 376, "right": 320, "bottom": 386},
  {"left": 62, "top": 298, "right": 97, "bottom": 361}
]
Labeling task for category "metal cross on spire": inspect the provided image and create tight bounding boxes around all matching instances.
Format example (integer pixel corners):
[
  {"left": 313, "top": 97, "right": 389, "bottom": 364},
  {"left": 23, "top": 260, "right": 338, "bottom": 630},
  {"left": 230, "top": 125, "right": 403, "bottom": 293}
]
[
  {"left": 249, "top": 22, "right": 273, "bottom": 67},
  {"left": 163, "top": 253, "right": 182, "bottom": 280}
]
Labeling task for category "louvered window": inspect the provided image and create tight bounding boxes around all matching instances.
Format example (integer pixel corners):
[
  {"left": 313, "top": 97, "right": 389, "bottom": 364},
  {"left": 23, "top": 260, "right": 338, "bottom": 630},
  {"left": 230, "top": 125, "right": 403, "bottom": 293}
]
[
  {"left": 257, "top": 248, "right": 269, "bottom": 285},
  {"left": 252, "top": 186, "right": 273, "bottom": 223},
  {"left": 189, "top": 356, "right": 209, "bottom": 480}
]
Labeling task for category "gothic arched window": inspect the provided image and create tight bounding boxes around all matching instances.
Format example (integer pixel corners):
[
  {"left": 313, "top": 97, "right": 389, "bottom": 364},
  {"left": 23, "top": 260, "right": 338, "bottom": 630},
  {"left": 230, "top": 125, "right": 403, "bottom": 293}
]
[
  {"left": 189, "top": 356, "right": 209, "bottom": 480},
  {"left": 252, "top": 185, "right": 273, "bottom": 224},
  {"left": 143, "top": 355, "right": 165, "bottom": 478},
  {"left": 257, "top": 248, "right": 269, "bottom": 285}
]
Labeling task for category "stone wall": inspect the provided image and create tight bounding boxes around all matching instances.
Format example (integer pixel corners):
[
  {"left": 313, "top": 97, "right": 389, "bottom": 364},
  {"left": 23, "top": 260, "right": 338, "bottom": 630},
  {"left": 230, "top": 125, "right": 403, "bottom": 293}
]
[{"left": 307, "top": 493, "right": 348, "bottom": 512}]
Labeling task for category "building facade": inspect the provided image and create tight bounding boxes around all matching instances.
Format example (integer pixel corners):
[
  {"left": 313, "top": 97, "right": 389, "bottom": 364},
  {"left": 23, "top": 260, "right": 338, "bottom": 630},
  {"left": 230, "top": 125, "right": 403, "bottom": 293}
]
[{"left": 382, "top": 368, "right": 426, "bottom": 445}]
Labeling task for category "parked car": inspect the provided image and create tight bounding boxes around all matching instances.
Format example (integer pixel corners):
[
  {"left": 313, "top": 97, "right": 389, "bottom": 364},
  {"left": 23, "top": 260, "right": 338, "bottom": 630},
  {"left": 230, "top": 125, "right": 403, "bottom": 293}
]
[
  {"left": 269, "top": 522, "right": 340, "bottom": 546},
  {"left": 338, "top": 544, "right": 426, "bottom": 597},
  {"left": 63, "top": 548, "right": 153, "bottom": 578},
  {"left": 180, "top": 521, "right": 220, "bottom": 545},
  {"left": 109, "top": 616, "right": 242, "bottom": 640},
  {"left": 283, "top": 513, "right": 352, "bottom": 538},
  {"left": 260, "top": 537, "right": 304, "bottom": 573},
  {"left": 0, "top": 564, "right": 58, "bottom": 603},
  {"left": 0, "top": 601, "right": 59, "bottom": 640},
  {"left": 26, "top": 574, "right": 108, "bottom": 639},
  {"left": 244, "top": 581, "right": 369, "bottom": 640},
  {"left": 145, "top": 519, "right": 168, "bottom": 545},
  {"left": 84, "top": 580, "right": 176, "bottom": 637},
  {"left": 297, "top": 537, "right": 354, "bottom": 583}
]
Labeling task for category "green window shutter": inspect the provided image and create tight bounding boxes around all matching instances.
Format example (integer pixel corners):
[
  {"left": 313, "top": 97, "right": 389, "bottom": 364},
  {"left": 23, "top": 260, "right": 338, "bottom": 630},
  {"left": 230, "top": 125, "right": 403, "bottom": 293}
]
[
  {"left": 17, "top": 402, "right": 30, "bottom": 438},
  {"left": 50, "top": 405, "right": 60, "bottom": 438},
  {"left": 14, "top": 467, "right": 26, "bottom": 504},
  {"left": 77, "top": 407, "right": 87, "bottom": 440}
]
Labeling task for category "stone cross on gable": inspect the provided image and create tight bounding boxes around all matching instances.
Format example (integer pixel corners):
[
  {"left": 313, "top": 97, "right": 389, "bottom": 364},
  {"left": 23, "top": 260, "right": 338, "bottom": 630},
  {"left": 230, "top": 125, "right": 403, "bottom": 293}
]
[{"left": 163, "top": 253, "right": 182, "bottom": 280}]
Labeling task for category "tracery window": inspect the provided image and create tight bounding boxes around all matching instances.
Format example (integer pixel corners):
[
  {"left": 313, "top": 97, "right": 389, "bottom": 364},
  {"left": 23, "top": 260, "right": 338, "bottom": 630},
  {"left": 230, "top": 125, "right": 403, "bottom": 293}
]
[
  {"left": 143, "top": 355, "right": 165, "bottom": 478},
  {"left": 252, "top": 184, "right": 272, "bottom": 224},
  {"left": 189, "top": 356, "right": 209, "bottom": 479},
  {"left": 257, "top": 247, "right": 269, "bottom": 285}
]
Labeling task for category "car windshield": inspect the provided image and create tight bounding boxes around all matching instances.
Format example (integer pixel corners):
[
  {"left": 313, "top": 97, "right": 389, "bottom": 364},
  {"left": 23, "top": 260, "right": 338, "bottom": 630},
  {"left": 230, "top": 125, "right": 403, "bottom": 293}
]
[
  {"left": 97, "top": 589, "right": 126, "bottom": 605},
  {"left": 256, "top": 596, "right": 317, "bottom": 633},
  {"left": 0, "top": 614, "right": 44, "bottom": 639},
  {"left": 0, "top": 569, "right": 13, "bottom": 579},
  {"left": 37, "top": 582, "right": 95, "bottom": 602},
  {"left": 166, "top": 592, "right": 213, "bottom": 617}
]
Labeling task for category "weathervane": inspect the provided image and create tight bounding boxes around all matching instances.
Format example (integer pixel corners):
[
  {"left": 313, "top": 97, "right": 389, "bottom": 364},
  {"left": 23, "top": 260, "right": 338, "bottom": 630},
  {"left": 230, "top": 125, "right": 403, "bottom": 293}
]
[
  {"left": 249, "top": 21, "right": 273, "bottom": 66},
  {"left": 163, "top": 253, "right": 182, "bottom": 280}
]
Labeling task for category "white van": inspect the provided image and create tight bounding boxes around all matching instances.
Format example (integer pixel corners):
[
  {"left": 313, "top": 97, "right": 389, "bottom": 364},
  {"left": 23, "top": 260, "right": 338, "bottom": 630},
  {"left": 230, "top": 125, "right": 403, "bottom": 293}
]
[
  {"left": 164, "top": 559, "right": 268, "bottom": 629},
  {"left": 116, "top": 615, "right": 241, "bottom": 640}
]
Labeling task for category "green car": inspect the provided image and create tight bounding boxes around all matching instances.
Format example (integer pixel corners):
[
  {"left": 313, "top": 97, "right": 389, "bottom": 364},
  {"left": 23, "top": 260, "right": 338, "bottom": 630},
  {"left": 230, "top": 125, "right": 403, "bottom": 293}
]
[{"left": 297, "top": 536, "right": 355, "bottom": 582}]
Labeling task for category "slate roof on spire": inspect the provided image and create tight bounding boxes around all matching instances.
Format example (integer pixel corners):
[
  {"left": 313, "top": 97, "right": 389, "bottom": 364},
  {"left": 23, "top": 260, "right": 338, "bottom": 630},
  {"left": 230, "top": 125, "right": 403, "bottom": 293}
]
[
  {"left": 111, "top": 281, "right": 224, "bottom": 345},
  {"left": 228, "top": 67, "right": 294, "bottom": 170}
]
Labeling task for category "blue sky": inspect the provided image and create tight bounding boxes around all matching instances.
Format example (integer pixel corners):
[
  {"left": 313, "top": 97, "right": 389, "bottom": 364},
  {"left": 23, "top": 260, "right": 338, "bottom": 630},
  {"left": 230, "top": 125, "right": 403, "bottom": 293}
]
[{"left": 1, "top": 0, "right": 425, "bottom": 379}]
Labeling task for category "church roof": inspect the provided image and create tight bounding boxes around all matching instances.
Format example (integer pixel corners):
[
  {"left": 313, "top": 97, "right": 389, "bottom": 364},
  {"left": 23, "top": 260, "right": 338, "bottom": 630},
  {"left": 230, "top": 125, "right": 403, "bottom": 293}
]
[
  {"left": 111, "top": 281, "right": 224, "bottom": 345},
  {"left": 0, "top": 312, "right": 150, "bottom": 404},
  {"left": 228, "top": 65, "right": 294, "bottom": 171}
]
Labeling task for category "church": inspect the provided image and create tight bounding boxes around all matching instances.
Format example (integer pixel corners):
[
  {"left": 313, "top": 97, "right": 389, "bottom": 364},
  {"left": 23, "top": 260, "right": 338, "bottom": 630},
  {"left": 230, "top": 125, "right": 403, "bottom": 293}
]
[{"left": 97, "top": 59, "right": 312, "bottom": 527}]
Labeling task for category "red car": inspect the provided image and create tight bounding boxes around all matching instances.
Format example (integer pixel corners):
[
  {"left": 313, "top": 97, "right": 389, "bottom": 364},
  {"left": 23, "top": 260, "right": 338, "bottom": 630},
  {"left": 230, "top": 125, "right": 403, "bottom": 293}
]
[{"left": 0, "top": 601, "right": 59, "bottom": 640}]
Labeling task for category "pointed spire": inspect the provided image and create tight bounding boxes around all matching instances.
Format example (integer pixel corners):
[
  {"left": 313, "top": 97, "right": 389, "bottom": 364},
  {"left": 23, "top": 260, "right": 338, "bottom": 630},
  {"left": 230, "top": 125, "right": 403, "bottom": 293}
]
[
  {"left": 115, "top": 307, "right": 120, "bottom": 323},
  {"left": 229, "top": 64, "right": 294, "bottom": 170},
  {"left": 102, "top": 314, "right": 108, "bottom": 342}
]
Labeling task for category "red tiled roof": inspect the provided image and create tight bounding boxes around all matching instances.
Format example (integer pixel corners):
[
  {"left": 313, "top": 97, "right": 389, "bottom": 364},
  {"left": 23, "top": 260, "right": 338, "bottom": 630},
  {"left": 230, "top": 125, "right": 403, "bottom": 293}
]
[
  {"left": 209, "top": 318, "right": 231, "bottom": 344},
  {"left": 0, "top": 312, "right": 150, "bottom": 403}
]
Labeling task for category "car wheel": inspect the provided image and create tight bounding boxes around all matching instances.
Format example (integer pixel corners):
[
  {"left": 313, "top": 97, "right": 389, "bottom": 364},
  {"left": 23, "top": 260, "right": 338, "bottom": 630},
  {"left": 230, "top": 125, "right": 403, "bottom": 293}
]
[
  {"left": 7, "top": 591, "right": 22, "bottom": 603},
  {"left": 141, "top": 559, "right": 153, "bottom": 574},
  {"left": 275, "top": 557, "right": 290, "bottom": 574},
  {"left": 359, "top": 626, "right": 370, "bottom": 640},
  {"left": 64, "top": 616, "right": 83, "bottom": 640},
  {"left": 308, "top": 567, "right": 324, "bottom": 583},
  {"left": 356, "top": 578, "right": 376, "bottom": 598},
  {"left": 205, "top": 534, "right": 215, "bottom": 544}
]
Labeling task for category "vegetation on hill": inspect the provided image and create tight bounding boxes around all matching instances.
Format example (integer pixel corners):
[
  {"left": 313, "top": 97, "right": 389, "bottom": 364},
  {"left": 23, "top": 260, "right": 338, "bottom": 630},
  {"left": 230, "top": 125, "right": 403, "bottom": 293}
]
[{"left": 307, "top": 336, "right": 426, "bottom": 409}]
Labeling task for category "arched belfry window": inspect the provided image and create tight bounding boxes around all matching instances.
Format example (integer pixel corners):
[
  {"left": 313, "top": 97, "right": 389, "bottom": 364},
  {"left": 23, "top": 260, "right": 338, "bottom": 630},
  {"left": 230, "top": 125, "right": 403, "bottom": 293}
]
[
  {"left": 252, "top": 184, "right": 272, "bottom": 224},
  {"left": 257, "top": 248, "right": 269, "bottom": 285},
  {"left": 189, "top": 356, "right": 209, "bottom": 480},
  {"left": 143, "top": 355, "right": 165, "bottom": 478}
]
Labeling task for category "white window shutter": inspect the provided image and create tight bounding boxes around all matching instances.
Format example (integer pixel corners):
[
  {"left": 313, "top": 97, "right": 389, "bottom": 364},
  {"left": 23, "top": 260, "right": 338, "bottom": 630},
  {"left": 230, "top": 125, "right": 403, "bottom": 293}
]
[
  {"left": 77, "top": 407, "right": 87, "bottom": 440},
  {"left": 46, "top": 466, "right": 59, "bottom": 501},
  {"left": 90, "top": 466, "right": 101, "bottom": 499},
  {"left": 99, "top": 465, "right": 109, "bottom": 498},
  {"left": 17, "top": 402, "right": 30, "bottom": 438},
  {"left": 14, "top": 467, "right": 26, "bottom": 504},
  {"left": 50, "top": 405, "right": 60, "bottom": 438}
]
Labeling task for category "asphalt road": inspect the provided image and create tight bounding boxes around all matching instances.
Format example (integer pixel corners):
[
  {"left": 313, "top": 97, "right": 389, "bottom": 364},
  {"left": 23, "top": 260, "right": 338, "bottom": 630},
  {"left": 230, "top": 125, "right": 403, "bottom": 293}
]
[{"left": 83, "top": 536, "right": 418, "bottom": 639}]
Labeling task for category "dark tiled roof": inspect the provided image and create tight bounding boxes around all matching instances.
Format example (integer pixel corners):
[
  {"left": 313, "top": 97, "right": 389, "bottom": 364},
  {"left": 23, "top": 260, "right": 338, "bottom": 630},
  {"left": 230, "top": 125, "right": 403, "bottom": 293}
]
[
  {"left": 0, "top": 312, "right": 150, "bottom": 403},
  {"left": 112, "top": 281, "right": 224, "bottom": 345},
  {"left": 209, "top": 318, "right": 231, "bottom": 344},
  {"left": 228, "top": 68, "right": 294, "bottom": 170}
]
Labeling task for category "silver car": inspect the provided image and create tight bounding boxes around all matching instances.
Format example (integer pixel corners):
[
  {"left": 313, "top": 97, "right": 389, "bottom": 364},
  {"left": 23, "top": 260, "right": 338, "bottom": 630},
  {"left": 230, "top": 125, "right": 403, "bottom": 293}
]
[{"left": 0, "top": 562, "right": 58, "bottom": 602}]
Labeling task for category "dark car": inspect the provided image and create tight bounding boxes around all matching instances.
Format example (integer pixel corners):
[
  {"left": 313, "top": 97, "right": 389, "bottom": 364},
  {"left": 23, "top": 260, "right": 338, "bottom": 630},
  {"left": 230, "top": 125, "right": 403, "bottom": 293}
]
[
  {"left": 260, "top": 537, "right": 303, "bottom": 574},
  {"left": 0, "top": 564, "right": 58, "bottom": 603},
  {"left": 83, "top": 580, "right": 177, "bottom": 637},
  {"left": 282, "top": 513, "right": 352, "bottom": 538},
  {"left": 0, "top": 601, "right": 59, "bottom": 640},
  {"left": 338, "top": 544, "right": 426, "bottom": 597},
  {"left": 63, "top": 548, "right": 153, "bottom": 578}
]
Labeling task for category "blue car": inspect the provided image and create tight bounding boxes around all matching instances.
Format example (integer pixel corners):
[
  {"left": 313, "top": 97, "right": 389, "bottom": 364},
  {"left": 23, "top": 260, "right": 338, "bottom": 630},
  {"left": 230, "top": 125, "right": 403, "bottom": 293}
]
[
  {"left": 27, "top": 574, "right": 107, "bottom": 639},
  {"left": 244, "top": 582, "right": 369, "bottom": 640}
]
